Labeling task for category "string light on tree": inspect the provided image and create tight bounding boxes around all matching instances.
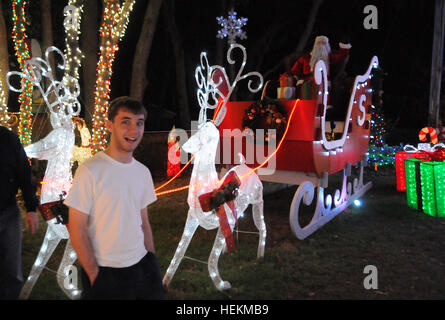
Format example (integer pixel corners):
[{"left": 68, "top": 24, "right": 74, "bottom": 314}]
[
  {"left": 91, "top": 0, "right": 136, "bottom": 154},
  {"left": 0, "top": 66, "right": 9, "bottom": 125},
  {"left": 367, "top": 144, "right": 402, "bottom": 169},
  {"left": 367, "top": 65, "right": 390, "bottom": 168},
  {"left": 11, "top": 0, "right": 33, "bottom": 145},
  {"left": 369, "top": 108, "right": 386, "bottom": 147},
  {"left": 63, "top": 2, "right": 84, "bottom": 92},
  {"left": 216, "top": 9, "right": 248, "bottom": 45}
]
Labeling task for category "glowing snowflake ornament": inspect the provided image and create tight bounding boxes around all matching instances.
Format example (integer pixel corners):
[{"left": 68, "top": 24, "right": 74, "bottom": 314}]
[{"left": 216, "top": 9, "right": 248, "bottom": 45}]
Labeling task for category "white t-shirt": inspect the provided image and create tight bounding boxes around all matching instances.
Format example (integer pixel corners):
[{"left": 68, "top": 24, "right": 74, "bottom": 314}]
[{"left": 64, "top": 151, "right": 157, "bottom": 268}]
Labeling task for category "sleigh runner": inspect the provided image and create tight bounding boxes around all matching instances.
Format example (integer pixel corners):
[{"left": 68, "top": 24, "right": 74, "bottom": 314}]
[{"left": 217, "top": 56, "right": 379, "bottom": 240}]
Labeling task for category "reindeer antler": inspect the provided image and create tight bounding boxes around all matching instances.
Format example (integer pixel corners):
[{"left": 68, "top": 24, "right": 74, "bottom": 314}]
[
  {"left": 195, "top": 44, "right": 264, "bottom": 127},
  {"left": 7, "top": 46, "right": 81, "bottom": 119}
]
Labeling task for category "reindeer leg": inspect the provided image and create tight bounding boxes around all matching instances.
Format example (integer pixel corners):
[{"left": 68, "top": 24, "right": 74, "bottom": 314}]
[
  {"left": 56, "top": 240, "right": 80, "bottom": 299},
  {"left": 252, "top": 200, "right": 266, "bottom": 258},
  {"left": 208, "top": 227, "right": 231, "bottom": 290},
  {"left": 19, "top": 226, "right": 61, "bottom": 299},
  {"left": 163, "top": 212, "right": 199, "bottom": 288}
]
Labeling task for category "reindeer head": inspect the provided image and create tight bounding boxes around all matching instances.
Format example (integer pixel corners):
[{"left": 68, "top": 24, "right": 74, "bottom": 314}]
[{"left": 182, "top": 121, "right": 220, "bottom": 156}]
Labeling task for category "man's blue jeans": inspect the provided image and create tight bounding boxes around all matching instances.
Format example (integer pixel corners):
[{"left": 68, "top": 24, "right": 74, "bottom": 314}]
[{"left": 0, "top": 205, "right": 23, "bottom": 299}]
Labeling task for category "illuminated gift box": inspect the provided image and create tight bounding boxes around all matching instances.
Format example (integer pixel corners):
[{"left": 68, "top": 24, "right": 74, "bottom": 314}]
[
  {"left": 277, "top": 87, "right": 295, "bottom": 100},
  {"left": 395, "top": 151, "right": 427, "bottom": 191},
  {"left": 277, "top": 73, "right": 296, "bottom": 100},
  {"left": 405, "top": 158, "right": 445, "bottom": 217}
]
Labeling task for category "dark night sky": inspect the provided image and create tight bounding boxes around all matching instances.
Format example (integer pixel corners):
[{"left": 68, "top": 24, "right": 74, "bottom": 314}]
[
  {"left": 116, "top": 0, "right": 437, "bottom": 137},
  {"left": 3, "top": 0, "right": 438, "bottom": 141}
]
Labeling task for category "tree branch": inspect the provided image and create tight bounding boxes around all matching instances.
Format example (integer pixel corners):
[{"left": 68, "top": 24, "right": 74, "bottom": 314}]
[{"left": 262, "top": 0, "right": 323, "bottom": 80}]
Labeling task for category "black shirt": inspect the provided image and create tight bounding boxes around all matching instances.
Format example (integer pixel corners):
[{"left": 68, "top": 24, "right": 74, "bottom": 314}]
[{"left": 0, "top": 125, "right": 39, "bottom": 212}]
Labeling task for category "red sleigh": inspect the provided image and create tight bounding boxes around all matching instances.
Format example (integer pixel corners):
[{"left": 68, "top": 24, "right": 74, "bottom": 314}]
[{"left": 217, "top": 56, "right": 379, "bottom": 239}]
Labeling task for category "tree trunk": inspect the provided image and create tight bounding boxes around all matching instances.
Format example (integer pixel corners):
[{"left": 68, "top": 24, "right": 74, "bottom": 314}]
[
  {"left": 130, "top": 0, "right": 163, "bottom": 102},
  {"left": 428, "top": 0, "right": 445, "bottom": 128},
  {"left": 91, "top": 0, "right": 136, "bottom": 153},
  {"left": 64, "top": 1, "right": 84, "bottom": 93},
  {"left": 158, "top": 25, "right": 172, "bottom": 108},
  {"left": 163, "top": 0, "right": 190, "bottom": 129},
  {"left": 41, "top": 0, "right": 54, "bottom": 76},
  {"left": 81, "top": 0, "right": 98, "bottom": 127},
  {"left": 0, "top": 3, "right": 9, "bottom": 109}
]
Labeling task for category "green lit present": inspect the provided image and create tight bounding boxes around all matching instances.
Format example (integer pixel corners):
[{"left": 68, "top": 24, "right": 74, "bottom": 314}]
[
  {"left": 405, "top": 158, "right": 445, "bottom": 217},
  {"left": 405, "top": 158, "right": 424, "bottom": 211},
  {"left": 420, "top": 161, "right": 445, "bottom": 217}
]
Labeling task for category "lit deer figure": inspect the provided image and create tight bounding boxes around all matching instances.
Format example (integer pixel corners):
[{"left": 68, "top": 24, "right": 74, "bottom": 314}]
[
  {"left": 7, "top": 47, "right": 82, "bottom": 299},
  {"left": 163, "top": 44, "right": 266, "bottom": 291}
]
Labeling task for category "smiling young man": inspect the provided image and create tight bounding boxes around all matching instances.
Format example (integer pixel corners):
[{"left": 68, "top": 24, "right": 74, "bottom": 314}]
[{"left": 64, "top": 96, "right": 164, "bottom": 300}]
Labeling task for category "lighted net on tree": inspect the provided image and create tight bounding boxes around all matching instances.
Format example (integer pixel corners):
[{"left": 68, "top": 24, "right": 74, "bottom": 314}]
[
  {"left": 11, "top": 0, "right": 33, "bottom": 145},
  {"left": 91, "top": 0, "right": 135, "bottom": 154}
]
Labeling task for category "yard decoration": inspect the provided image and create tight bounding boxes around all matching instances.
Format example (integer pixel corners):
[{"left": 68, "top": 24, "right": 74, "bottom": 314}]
[
  {"left": 366, "top": 64, "right": 389, "bottom": 169},
  {"left": 71, "top": 117, "right": 92, "bottom": 166},
  {"left": 368, "top": 144, "right": 401, "bottom": 170},
  {"left": 419, "top": 127, "right": 439, "bottom": 145},
  {"left": 405, "top": 146, "right": 445, "bottom": 217},
  {"left": 195, "top": 44, "right": 263, "bottom": 127},
  {"left": 216, "top": 9, "right": 247, "bottom": 45},
  {"left": 395, "top": 145, "right": 429, "bottom": 192},
  {"left": 277, "top": 73, "right": 296, "bottom": 100},
  {"left": 163, "top": 44, "right": 266, "bottom": 291},
  {"left": 167, "top": 126, "right": 181, "bottom": 177},
  {"left": 198, "top": 170, "right": 241, "bottom": 254},
  {"left": 7, "top": 46, "right": 82, "bottom": 300},
  {"left": 218, "top": 55, "right": 379, "bottom": 240},
  {"left": 242, "top": 97, "right": 287, "bottom": 144},
  {"left": 395, "top": 126, "right": 444, "bottom": 192}
]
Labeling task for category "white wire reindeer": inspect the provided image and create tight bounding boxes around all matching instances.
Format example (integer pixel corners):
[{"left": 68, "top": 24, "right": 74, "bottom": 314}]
[
  {"left": 7, "top": 46, "right": 82, "bottom": 299},
  {"left": 163, "top": 44, "right": 266, "bottom": 291}
]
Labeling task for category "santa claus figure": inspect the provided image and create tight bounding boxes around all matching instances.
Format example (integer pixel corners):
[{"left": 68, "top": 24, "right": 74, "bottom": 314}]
[
  {"left": 291, "top": 35, "right": 351, "bottom": 101},
  {"left": 167, "top": 126, "right": 181, "bottom": 177}
]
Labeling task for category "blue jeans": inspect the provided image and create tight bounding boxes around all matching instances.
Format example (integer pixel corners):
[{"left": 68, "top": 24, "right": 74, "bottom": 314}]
[{"left": 0, "top": 205, "right": 23, "bottom": 299}]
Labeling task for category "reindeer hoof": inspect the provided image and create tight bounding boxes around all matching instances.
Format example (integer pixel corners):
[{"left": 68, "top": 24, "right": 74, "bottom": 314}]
[{"left": 216, "top": 280, "right": 231, "bottom": 291}]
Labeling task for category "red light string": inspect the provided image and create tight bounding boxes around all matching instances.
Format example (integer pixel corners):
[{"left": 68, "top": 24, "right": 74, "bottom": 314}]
[{"left": 155, "top": 99, "right": 300, "bottom": 196}]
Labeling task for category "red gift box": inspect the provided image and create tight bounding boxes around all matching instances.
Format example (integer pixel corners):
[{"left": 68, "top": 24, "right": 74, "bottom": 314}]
[{"left": 395, "top": 150, "right": 428, "bottom": 191}]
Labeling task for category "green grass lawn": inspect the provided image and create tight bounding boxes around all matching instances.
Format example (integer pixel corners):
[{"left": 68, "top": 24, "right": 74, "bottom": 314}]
[{"left": 20, "top": 166, "right": 445, "bottom": 299}]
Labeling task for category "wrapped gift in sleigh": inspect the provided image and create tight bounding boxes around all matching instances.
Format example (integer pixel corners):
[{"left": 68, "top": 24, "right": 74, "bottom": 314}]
[{"left": 217, "top": 56, "right": 379, "bottom": 240}]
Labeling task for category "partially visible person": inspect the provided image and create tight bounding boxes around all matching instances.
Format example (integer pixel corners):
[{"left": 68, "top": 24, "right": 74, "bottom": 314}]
[
  {"left": 0, "top": 125, "right": 39, "bottom": 299},
  {"left": 65, "top": 96, "right": 164, "bottom": 300}
]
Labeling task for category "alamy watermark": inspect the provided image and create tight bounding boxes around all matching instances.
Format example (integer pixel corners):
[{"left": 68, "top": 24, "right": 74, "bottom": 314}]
[
  {"left": 167, "top": 121, "right": 277, "bottom": 175},
  {"left": 363, "top": 265, "right": 378, "bottom": 290},
  {"left": 63, "top": 264, "right": 78, "bottom": 291},
  {"left": 363, "top": 5, "right": 378, "bottom": 30}
]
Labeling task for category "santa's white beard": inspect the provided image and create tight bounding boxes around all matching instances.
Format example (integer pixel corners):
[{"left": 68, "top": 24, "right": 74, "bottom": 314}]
[{"left": 310, "top": 45, "right": 330, "bottom": 73}]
